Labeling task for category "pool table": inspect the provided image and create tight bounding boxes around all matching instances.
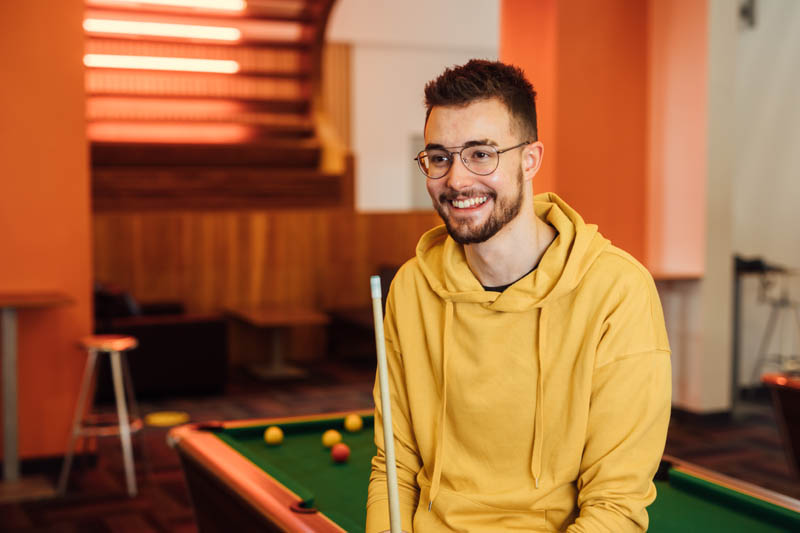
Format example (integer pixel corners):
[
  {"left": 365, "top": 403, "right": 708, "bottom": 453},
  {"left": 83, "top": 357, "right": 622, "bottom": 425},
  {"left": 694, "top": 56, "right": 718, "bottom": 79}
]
[
  {"left": 762, "top": 372, "right": 800, "bottom": 478},
  {"left": 168, "top": 411, "right": 800, "bottom": 532}
]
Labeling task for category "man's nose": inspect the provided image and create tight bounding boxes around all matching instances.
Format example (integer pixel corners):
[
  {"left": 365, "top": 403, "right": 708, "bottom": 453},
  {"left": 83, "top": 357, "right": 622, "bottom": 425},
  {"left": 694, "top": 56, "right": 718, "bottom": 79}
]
[{"left": 444, "top": 155, "right": 476, "bottom": 190}]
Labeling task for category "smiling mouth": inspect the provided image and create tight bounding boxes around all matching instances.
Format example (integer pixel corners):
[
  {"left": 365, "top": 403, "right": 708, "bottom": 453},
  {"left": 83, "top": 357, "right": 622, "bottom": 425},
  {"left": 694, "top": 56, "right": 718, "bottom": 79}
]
[{"left": 448, "top": 196, "right": 488, "bottom": 209}]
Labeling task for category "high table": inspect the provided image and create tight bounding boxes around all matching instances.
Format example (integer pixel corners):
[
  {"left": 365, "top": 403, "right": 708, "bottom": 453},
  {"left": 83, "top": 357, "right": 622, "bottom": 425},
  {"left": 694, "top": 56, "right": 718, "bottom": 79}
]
[
  {"left": 0, "top": 291, "right": 72, "bottom": 498},
  {"left": 224, "top": 306, "right": 329, "bottom": 380}
]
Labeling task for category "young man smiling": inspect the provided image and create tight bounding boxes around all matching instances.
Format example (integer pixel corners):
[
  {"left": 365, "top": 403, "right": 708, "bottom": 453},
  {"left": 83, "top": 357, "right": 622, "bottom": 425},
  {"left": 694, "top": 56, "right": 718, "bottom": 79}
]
[{"left": 367, "top": 60, "right": 671, "bottom": 532}]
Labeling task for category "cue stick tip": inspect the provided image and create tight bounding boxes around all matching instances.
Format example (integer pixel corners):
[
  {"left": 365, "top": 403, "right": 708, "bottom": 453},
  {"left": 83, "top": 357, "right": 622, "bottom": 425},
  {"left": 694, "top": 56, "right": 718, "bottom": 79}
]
[{"left": 370, "top": 275, "right": 382, "bottom": 299}]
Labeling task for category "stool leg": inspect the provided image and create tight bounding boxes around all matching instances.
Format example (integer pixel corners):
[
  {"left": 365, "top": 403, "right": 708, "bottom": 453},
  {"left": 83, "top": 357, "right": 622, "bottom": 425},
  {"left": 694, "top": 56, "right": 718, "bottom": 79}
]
[
  {"left": 58, "top": 348, "right": 98, "bottom": 495},
  {"left": 121, "top": 351, "right": 152, "bottom": 481},
  {"left": 751, "top": 305, "right": 781, "bottom": 384},
  {"left": 110, "top": 350, "right": 137, "bottom": 497},
  {"left": 121, "top": 351, "right": 140, "bottom": 423}
]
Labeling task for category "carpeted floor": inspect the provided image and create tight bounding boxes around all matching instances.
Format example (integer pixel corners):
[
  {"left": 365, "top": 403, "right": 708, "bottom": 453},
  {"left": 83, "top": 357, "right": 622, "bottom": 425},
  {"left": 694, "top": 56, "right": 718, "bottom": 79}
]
[{"left": 1, "top": 360, "right": 797, "bottom": 532}]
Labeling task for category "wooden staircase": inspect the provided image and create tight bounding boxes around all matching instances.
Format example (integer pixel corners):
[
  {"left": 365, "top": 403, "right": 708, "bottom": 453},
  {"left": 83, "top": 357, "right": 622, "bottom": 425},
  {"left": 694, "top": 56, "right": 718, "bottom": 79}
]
[{"left": 84, "top": 0, "right": 350, "bottom": 210}]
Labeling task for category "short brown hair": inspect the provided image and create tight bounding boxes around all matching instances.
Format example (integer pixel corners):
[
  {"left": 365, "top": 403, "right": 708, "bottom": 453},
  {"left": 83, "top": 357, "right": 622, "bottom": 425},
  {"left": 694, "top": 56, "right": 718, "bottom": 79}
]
[{"left": 424, "top": 59, "right": 538, "bottom": 141}]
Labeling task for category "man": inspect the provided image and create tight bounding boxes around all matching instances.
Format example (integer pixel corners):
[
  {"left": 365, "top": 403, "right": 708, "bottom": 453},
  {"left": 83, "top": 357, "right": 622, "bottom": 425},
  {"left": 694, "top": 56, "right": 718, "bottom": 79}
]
[{"left": 367, "top": 60, "right": 671, "bottom": 532}]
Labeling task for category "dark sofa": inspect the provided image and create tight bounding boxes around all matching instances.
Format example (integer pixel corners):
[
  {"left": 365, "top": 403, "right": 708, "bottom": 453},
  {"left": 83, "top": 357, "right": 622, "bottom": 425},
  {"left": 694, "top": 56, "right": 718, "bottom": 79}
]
[{"left": 93, "top": 284, "right": 227, "bottom": 402}]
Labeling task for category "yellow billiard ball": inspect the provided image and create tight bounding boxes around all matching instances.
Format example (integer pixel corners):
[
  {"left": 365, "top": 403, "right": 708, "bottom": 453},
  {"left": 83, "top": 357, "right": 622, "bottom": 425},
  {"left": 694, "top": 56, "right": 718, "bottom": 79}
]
[
  {"left": 264, "top": 426, "right": 283, "bottom": 445},
  {"left": 344, "top": 414, "right": 363, "bottom": 432},
  {"left": 322, "top": 429, "right": 342, "bottom": 448}
]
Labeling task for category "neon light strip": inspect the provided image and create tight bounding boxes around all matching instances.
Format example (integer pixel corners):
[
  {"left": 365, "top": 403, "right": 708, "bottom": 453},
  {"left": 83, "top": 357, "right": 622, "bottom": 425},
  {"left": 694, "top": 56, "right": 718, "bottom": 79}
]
[
  {"left": 88, "top": 122, "right": 253, "bottom": 143},
  {"left": 84, "top": 19, "right": 241, "bottom": 41},
  {"left": 84, "top": 54, "right": 239, "bottom": 73},
  {"left": 90, "top": 0, "right": 246, "bottom": 11}
]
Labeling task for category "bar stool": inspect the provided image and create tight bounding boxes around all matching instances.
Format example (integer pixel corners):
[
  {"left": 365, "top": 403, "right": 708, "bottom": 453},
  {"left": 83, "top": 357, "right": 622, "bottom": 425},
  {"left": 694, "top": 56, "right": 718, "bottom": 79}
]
[{"left": 58, "top": 334, "right": 142, "bottom": 497}]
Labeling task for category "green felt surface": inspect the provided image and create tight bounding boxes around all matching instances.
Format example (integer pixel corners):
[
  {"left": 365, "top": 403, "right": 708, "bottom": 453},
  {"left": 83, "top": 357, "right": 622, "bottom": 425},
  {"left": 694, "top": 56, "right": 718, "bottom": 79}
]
[
  {"left": 215, "top": 416, "right": 374, "bottom": 532},
  {"left": 649, "top": 469, "right": 798, "bottom": 532},
  {"left": 214, "top": 418, "right": 799, "bottom": 533}
]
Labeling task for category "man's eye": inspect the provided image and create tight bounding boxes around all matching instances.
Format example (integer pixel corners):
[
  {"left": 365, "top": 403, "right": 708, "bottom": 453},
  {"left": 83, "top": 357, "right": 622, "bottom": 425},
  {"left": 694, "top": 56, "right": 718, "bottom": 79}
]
[
  {"left": 428, "top": 153, "right": 451, "bottom": 166},
  {"left": 467, "top": 147, "right": 496, "bottom": 161}
]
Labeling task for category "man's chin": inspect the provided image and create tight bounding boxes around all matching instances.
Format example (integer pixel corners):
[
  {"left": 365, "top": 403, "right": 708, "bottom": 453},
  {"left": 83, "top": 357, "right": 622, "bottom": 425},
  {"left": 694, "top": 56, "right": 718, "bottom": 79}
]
[
  {"left": 443, "top": 220, "right": 498, "bottom": 245},
  {"left": 434, "top": 203, "right": 501, "bottom": 244}
]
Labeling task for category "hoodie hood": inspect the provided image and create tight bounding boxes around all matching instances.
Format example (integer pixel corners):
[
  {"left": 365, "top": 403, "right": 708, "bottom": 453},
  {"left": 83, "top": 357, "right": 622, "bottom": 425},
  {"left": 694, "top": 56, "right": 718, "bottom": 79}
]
[
  {"left": 415, "top": 192, "right": 610, "bottom": 310},
  {"left": 413, "top": 192, "right": 610, "bottom": 510}
]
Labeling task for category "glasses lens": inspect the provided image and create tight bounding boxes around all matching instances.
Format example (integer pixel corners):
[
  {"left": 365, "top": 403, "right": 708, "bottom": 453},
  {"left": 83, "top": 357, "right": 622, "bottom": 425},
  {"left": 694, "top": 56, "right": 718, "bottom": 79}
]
[
  {"left": 462, "top": 145, "right": 499, "bottom": 175},
  {"left": 418, "top": 149, "right": 451, "bottom": 179}
]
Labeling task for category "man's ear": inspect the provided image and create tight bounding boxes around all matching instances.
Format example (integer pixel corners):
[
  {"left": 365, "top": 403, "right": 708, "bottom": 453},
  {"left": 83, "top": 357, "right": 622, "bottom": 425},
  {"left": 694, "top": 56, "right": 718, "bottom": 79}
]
[{"left": 522, "top": 141, "right": 544, "bottom": 181}]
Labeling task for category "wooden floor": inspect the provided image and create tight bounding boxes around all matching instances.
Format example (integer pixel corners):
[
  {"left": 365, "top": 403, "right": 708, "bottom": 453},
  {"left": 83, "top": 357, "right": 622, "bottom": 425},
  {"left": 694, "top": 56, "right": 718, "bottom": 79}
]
[{"left": 1, "top": 360, "right": 798, "bottom": 532}]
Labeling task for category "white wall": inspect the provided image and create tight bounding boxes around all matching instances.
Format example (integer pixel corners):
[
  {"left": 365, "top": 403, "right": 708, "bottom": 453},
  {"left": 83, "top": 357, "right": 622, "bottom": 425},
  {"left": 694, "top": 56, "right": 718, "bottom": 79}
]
[
  {"left": 328, "top": 0, "right": 500, "bottom": 211},
  {"left": 732, "top": 0, "right": 800, "bottom": 386},
  {"left": 693, "top": 0, "right": 737, "bottom": 412},
  {"left": 653, "top": 0, "right": 739, "bottom": 413},
  {"left": 660, "top": 0, "right": 800, "bottom": 411},
  {"left": 656, "top": 280, "right": 704, "bottom": 409}
]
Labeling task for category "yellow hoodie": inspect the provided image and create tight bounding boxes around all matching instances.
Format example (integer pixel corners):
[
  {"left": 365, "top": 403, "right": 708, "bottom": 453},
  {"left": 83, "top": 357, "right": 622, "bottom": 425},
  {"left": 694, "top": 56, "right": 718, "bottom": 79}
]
[{"left": 366, "top": 193, "right": 671, "bottom": 533}]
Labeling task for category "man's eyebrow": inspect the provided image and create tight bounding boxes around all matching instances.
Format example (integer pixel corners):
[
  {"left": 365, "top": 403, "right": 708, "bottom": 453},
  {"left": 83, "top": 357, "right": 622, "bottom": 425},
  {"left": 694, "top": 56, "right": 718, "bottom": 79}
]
[
  {"left": 424, "top": 139, "right": 496, "bottom": 151},
  {"left": 424, "top": 142, "right": 446, "bottom": 150},
  {"left": 464, "top": 139, "right": 496, "bottom": 147}
]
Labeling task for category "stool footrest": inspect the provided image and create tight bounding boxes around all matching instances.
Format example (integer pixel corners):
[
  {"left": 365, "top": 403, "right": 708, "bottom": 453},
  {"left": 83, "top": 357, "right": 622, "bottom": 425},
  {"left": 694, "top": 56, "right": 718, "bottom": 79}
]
[{"left": 77, "top": 417, "right": 143, "bottom": 438}]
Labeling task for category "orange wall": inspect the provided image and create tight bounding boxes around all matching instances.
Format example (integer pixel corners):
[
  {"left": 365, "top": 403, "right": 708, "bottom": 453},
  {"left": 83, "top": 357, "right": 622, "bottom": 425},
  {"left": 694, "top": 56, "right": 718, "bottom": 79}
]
[
  {"left": 502, "top": 0, "right": 707, "bottom": 275},
  {"left": 0, "top": 1, "right": 92, "bottom": 458},
  {"left": 502, "top": 0, "right": 648, "bottom": 263},
  {"left": 500, "top": 0, "right": 558, "bottom": 195}
]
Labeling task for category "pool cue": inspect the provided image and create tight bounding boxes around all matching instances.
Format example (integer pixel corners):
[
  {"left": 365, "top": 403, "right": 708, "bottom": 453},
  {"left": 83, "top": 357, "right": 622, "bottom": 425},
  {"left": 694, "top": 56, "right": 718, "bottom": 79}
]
[{"left": 371, "top": 275, "right": 402, "bottom": 533}]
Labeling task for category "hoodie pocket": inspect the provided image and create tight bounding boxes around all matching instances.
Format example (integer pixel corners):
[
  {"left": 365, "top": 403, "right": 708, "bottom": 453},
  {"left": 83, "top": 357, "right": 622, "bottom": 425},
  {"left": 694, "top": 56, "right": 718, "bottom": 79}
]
[{"left": 415, "top": 481, "right": 551, "bottom": 532}]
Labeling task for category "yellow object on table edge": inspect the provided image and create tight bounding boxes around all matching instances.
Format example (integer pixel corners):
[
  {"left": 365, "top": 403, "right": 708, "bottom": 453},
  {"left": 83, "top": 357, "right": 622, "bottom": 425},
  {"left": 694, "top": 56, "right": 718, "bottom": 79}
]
[{"left": 145, "top": 411, "right": 190, "bottom": 427}]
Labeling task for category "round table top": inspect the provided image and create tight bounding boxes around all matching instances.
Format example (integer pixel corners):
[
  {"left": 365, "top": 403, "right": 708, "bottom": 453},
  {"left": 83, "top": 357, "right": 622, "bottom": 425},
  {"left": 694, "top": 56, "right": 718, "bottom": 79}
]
[
  {"left": 762, "top": 372, "right": 800, "bottom": 390},
  {"left": 0, "top": 291, "right": 73, "bottom": 309}
]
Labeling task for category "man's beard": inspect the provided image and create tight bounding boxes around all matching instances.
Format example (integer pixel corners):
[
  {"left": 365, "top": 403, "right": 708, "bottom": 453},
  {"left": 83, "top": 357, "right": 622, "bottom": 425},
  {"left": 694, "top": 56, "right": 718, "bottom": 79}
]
[{"left": 434, "top": 170, "right": 524, "bottom": 245}]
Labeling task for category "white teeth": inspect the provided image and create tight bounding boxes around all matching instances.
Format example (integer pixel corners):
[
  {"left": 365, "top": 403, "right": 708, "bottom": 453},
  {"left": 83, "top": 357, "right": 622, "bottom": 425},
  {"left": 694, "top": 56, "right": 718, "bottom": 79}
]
[{"left": 452, "top": 196, "right": 487, "bottom": 209}]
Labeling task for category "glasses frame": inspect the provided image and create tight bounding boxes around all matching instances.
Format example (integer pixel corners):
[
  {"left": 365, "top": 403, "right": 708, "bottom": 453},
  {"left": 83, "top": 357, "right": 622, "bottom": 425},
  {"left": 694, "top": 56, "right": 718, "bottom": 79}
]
[{"left": 414, "top": 140, "right": 532, "bottom": 180}]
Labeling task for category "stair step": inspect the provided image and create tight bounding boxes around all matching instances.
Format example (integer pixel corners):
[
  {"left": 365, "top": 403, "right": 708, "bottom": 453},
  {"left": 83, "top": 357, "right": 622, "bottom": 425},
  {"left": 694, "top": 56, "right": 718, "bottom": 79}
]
[
  {"left": 86, "top": 37, "right": 315, "bottom": 60},
  {"left": 92, "top": 165, "right": 348, "bottom": 210},
  {"left": 88, "top": 0, "right": 330, "bottom": 24},
  {"left": 86, "top": 70, "right": 310, "bottom": 100},
  {"left": 87, "top": 94, "right": 310, "bottom": 114},
  {"left": 92, "top": 140, "right": 321, "bottom": 168}
]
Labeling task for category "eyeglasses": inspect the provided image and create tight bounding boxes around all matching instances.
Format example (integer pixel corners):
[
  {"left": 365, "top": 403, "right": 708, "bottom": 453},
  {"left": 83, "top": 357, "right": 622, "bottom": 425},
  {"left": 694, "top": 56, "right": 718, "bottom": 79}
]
[{"left": 414, "top": 140, "right": 531, "bottom": 180}]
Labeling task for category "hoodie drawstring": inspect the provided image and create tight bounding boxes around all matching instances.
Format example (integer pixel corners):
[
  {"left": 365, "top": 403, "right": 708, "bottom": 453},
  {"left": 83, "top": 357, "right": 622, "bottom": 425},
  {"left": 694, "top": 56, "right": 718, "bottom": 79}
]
[
  {"left": 429, "top": 299, "right": 453, "bottom": 511},
  {"left": 429, "top": 301, "right": 544, "bottom": 510},
  {"left": 531, "top": 307, "right": 545, "bottom": 488}
]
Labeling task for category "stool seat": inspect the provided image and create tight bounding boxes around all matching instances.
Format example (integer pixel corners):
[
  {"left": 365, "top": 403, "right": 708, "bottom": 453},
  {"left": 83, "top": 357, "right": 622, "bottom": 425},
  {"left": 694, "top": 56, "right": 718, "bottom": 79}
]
[{"left": 80, "top": 334, "right": 138, "bottom": 352}]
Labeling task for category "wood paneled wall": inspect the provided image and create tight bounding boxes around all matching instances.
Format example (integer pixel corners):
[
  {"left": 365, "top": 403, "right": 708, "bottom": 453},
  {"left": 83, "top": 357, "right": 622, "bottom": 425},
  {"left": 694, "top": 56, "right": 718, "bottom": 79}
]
[
  {"left": 321, "top": 42, "right": 351, "bottom": 148},
  {"left": 93, "top": 209, "right": 440, "bottom": 313},
  {"left": 91, "top": 36, "right": 437, "bottom": 362}
]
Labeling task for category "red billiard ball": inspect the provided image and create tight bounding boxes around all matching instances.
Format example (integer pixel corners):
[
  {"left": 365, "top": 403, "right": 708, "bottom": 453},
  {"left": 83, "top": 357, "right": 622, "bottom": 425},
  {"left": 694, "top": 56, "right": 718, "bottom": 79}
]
[{"left": 331, "top": 443, "right": 350, "bottom": 463}]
